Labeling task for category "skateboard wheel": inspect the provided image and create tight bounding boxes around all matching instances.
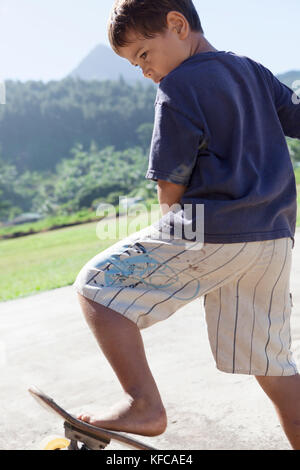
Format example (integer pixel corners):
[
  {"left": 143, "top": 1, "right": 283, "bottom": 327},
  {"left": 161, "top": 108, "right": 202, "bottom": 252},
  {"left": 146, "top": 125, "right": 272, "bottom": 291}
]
[{"left": 40, "top": 436, "right": 71, "bottom": 450}]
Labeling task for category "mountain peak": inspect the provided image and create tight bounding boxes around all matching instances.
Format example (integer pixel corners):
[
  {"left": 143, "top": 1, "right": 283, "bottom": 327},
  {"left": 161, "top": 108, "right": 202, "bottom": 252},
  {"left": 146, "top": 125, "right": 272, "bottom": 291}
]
[{"left": 68, "top": 44, "right": 144, "bottom": 83}]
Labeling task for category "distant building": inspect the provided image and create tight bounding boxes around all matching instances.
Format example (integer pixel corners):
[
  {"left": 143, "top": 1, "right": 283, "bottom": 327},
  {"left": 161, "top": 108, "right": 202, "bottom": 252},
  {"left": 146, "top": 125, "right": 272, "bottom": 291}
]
[
  {"left": 3, "top": 213, "right": 43, "bottom": 226},
  {"left": 119, "top": 197, "right": 144, "bottom": 209}
]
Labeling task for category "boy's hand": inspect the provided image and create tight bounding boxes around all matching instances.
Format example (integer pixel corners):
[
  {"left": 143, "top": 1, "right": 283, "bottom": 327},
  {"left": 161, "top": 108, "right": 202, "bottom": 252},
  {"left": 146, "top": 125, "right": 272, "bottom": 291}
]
[{"left": 157, "top": 179, "right": 187, "bottom": 216}]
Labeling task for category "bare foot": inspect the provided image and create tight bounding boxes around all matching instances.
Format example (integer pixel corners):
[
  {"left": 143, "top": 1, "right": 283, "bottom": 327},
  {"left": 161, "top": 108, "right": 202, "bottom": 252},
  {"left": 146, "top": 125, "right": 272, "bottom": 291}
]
[{"left": 77, "top": 395, "right": 167, "bottom": 436}]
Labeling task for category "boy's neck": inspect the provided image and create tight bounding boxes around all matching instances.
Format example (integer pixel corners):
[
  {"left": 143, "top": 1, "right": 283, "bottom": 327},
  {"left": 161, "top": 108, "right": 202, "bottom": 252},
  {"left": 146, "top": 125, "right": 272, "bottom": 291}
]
[{"left": 189, "top": 32, "right": 219, "bottom": 56}]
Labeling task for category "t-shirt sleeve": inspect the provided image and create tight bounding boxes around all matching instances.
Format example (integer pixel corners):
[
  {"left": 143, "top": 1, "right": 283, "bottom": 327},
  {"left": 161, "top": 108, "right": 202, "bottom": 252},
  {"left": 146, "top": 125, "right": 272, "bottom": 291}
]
[
  {"left": 261, "top": 65, "right": 300, "bottom": 139},
  {"left": 145, "top": 102, "right": 205, "bottom": 185}
]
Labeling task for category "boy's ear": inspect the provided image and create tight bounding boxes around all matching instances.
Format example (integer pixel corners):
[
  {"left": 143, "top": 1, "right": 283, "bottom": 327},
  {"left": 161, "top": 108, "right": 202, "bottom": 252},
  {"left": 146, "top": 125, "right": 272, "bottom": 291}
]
[{"left": 166, "top": 11, "right": 189, "bottom": 38}]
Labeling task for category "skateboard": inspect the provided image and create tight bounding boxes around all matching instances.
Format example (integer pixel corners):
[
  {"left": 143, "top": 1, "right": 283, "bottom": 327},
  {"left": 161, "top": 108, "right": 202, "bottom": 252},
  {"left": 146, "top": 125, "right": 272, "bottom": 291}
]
[{"left": 28, "top": 386, "right": 157, "bottom": 450}]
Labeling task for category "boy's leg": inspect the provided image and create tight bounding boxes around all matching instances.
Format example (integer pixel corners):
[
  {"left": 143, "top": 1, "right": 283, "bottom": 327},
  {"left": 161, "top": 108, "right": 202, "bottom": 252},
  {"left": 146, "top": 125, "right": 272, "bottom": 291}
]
[
  {"left": 76, "top": 292, "right": 167, "bottom": 436},
  {"left": 255, "top": 374, "right": 300, "bottom": 450}
]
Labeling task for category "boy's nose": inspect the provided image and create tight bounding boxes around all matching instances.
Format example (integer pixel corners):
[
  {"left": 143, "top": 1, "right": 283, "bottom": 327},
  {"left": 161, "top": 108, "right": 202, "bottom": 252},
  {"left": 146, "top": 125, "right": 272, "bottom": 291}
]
[{"left": 143, "top": 69, "right": 151, "bottom": 79}]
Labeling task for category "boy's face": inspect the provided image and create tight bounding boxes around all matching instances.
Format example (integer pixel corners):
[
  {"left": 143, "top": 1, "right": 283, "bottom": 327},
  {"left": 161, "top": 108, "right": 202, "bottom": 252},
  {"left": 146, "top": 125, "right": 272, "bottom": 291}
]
[{"left": 117, "top": 21, "right": 190, "bottom": 84}]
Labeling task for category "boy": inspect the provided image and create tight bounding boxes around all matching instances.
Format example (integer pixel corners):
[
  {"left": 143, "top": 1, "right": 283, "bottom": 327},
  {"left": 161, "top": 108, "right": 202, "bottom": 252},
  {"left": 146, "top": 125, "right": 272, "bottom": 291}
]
[{"left": 73, "top": 0, "right": 300, "bottom": 449}]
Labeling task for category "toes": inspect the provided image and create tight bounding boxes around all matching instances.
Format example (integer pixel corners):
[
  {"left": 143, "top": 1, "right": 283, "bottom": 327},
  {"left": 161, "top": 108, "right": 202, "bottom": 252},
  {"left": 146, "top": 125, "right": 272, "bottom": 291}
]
[{"left": 77, "top": 414, "right": 90, "bottom": 422}]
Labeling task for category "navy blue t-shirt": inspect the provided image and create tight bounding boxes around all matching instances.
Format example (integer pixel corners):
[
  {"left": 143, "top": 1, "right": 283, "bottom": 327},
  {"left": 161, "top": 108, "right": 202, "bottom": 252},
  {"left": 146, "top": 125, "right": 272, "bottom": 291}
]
[{"left": 145, "top": 51, "right": 300, "bottom": 244}]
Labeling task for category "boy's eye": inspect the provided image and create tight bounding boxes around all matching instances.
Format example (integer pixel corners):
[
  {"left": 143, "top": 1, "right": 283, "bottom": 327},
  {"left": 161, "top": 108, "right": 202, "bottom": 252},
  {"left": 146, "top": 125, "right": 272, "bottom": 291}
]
[{"left": 133, "top": 52, "right": 148, "bottom": 67}]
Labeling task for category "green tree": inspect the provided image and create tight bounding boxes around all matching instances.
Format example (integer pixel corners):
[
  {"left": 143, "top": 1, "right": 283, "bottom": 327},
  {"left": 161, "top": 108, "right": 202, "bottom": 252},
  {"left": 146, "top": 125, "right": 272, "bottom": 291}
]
[
  {"left": 136, "top": 123, "right": 153, "bottom": 152},
  {"left": 0, "top": 79, "right": 156, "bottom": 172}
]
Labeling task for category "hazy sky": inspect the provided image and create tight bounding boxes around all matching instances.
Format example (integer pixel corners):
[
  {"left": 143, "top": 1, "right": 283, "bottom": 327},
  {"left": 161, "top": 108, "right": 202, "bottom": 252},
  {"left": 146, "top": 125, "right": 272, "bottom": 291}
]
[{"left": 0, "top": 0, "right": 299, "bottom": 82}]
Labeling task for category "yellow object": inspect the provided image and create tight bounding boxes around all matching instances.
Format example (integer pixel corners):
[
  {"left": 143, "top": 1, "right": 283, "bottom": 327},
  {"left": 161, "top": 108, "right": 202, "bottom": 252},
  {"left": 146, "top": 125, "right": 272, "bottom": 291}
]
[{"left": 42, "top": 437, "right": 70, "bottom": 450}]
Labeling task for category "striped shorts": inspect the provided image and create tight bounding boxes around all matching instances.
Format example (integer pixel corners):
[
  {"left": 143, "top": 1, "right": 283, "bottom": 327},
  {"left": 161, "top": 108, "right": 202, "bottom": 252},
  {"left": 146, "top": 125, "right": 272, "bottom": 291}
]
[{"left": 73, "top": 224, "right": 298, "bottom": 376}]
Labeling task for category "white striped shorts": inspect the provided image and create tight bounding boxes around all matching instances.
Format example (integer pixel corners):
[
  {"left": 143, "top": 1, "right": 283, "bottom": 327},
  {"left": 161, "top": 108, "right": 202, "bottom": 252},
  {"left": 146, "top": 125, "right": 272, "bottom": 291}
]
[{"left": 73, "top": 224, "right": 298, "bottom": 376}]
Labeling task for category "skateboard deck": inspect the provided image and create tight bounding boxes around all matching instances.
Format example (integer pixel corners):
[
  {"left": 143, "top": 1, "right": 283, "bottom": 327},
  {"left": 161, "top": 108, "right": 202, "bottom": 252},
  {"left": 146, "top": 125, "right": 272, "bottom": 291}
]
[{"left": 28, "top": 386, "right": 157, "bottom": 450}]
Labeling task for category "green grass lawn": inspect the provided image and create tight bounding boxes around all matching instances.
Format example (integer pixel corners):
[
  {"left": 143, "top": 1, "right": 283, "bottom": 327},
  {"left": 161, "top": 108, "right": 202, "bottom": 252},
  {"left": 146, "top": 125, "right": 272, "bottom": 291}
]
[{"left": 0, "top": 208, "right": 161, "bottom": 302}]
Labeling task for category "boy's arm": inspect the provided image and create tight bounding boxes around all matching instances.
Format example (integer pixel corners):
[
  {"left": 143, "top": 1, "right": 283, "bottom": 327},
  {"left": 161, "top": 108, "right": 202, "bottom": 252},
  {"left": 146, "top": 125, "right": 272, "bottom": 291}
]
[
  {"left": 261, "top": 65, "right": 300, "bottom": 139},
  {"left": 145, "top": 102, "right": 205, "bottom": 212},
  {"left": 157, "top": 180, "right": 187, "bottom": 216}
]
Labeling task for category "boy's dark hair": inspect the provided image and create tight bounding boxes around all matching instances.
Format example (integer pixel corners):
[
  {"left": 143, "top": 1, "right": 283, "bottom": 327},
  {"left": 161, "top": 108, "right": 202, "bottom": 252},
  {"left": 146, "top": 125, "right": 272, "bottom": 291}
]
[{"left": 108, "top": 0, "right": 204, "bottom": 52}]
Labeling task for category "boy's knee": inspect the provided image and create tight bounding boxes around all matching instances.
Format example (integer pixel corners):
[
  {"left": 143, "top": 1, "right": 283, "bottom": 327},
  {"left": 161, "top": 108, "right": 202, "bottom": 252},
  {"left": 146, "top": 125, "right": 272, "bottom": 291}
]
[{"left": 76, "top": 292, "right": 139, "bottom": 329}]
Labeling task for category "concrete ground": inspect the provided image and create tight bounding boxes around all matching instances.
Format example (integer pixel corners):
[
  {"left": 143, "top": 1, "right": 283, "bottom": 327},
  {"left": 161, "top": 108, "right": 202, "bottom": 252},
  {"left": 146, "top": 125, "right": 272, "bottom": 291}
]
[{"left": 1, "top": 230, "right": 300, "bottom": 450}]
